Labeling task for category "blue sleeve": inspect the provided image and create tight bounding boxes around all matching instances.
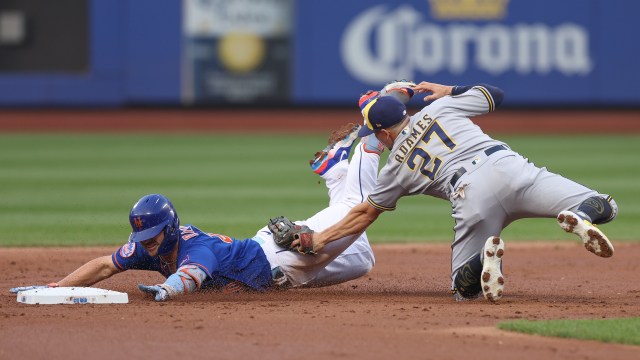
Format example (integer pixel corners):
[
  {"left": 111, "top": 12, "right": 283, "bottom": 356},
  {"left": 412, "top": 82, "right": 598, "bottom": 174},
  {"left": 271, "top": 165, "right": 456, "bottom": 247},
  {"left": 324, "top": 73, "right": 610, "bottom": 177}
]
[
  {"left": 452, "top": 84, "right": 504, "bottom": 108},
  {"left": 111, "top": 241, "right": 158, "bottom": 271},
  {"left": 178, "top": 242, "right": 219, "bottom": 277}
]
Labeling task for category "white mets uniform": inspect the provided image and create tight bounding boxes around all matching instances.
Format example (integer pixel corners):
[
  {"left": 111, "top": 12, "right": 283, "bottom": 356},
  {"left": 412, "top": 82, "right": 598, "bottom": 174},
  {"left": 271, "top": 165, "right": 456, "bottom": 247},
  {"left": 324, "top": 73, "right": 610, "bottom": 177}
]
[
  {"left": 366, "top": 86, "right": 598, "bottom": 281},
  {"left": 253, "top": 141, "right": 379, "bottom": 287}
]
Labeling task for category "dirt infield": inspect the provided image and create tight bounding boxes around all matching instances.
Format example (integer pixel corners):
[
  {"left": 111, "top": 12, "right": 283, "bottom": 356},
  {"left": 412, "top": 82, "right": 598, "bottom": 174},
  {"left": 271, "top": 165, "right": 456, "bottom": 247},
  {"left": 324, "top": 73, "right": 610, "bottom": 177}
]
[
  {"left": 1, "top": 109, "right": 638, "bottom": 358},
  {"left": 1, "top": 243, "right": 638, "bottom": 360}
]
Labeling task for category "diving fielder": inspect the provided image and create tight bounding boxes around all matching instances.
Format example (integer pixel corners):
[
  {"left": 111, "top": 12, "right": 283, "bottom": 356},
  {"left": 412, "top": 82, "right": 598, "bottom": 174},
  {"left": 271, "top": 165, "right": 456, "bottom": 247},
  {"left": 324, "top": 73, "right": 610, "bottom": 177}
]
[{"left": 297, "top": 81, "right": 618, "bottom": 303}]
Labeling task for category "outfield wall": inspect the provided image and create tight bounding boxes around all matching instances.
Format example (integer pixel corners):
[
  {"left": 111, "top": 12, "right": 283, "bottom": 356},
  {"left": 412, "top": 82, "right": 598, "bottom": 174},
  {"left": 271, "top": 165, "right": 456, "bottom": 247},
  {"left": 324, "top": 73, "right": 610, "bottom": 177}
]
[
  {"left": 0, "top": 0, "right": 181, "bottom": 106},
  {"left": 0, "top": 0, "right": 638, "bottom": 107}
]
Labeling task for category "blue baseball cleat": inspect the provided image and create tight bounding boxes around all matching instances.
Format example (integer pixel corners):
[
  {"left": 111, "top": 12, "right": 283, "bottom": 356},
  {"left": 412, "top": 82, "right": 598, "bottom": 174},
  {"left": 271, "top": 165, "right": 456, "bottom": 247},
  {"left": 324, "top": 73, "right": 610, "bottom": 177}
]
[{"left": 310, "top": 123, "right": 361, "bottom": 175}]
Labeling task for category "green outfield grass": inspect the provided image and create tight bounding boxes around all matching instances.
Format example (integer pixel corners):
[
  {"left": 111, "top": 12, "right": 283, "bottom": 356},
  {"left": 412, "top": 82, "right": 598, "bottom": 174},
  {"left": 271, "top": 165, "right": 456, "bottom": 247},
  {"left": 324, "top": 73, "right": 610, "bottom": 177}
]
[
  {"left": 0, "top": 133, "right": 638, "bottom": 246},
  {"left": 499, "top": 317, "right": 640, "bottom": 346}
]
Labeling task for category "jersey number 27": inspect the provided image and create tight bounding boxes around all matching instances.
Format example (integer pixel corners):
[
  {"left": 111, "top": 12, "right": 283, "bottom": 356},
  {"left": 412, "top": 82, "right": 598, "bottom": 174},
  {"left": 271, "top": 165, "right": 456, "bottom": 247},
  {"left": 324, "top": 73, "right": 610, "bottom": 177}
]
[{"left": 406, "top": 121, "right": 456, "bottom": 180}]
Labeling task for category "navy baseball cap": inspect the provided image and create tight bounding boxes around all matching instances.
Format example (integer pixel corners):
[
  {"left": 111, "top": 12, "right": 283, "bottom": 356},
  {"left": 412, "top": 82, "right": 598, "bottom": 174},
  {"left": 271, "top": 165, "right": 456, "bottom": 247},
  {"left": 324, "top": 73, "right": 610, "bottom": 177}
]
[{"left": 358, "top": 95, "right": 408, "bottom": 137}]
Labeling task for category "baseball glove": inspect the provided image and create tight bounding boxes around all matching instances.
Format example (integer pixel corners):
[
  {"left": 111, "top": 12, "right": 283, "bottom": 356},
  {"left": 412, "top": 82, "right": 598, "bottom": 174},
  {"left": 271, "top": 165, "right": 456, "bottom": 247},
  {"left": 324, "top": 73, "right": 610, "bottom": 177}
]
[{"left": 267, "top": 216, "right": 316, "bottom": 255}]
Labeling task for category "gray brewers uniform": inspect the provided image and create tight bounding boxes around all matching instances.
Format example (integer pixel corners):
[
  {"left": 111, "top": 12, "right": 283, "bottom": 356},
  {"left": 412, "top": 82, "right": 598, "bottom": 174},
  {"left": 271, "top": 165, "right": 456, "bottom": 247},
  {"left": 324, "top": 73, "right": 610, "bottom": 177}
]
[{"left": 366, "top": 86, "right": 597, "bottom": 280}]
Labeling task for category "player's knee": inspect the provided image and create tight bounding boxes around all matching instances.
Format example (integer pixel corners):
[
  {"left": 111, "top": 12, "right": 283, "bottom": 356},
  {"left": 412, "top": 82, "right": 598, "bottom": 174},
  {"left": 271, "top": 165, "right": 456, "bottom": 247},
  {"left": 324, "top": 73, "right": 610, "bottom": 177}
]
[
  {"left": 355, "top": 253, "right": 375, "bottom": 277},
  {"left": 577, "top": 194, "right": 618, "bottom": 225},
  {"left": 364, "top": 256, "right": 375, "bottom": 275},
  {"left": 365, "top": 248, "right": 375, "bottom": 268}
]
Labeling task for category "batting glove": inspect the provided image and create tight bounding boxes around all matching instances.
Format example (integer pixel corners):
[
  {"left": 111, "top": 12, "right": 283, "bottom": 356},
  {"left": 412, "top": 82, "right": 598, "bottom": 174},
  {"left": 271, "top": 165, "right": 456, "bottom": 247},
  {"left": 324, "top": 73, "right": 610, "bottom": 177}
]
[
  {"left": 138, "top": 284, "right": 170, "bottom": 302},
  {"left": 9, "top": 283, "right": 59, "bottom": 294}
]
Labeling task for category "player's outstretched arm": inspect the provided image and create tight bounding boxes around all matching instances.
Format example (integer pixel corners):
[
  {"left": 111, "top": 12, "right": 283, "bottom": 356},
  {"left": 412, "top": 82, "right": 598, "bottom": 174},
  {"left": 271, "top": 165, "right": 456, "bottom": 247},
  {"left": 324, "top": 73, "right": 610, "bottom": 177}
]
[
  {"left": 57, "top": 255, "right": 122, "bottom": 287},
  {"left": 309, "top": 202, "right": 382, "bottom": 253},
  {"left": 139, "top": 265, "right": 207, "bottom": 302},
  {"left": 412, "top": 81, "right": 453, "bottom": 102},
  {"left": 10, "top": 255, "right": 120, "bottom": 293},
  {"left": 413, "top": 81, "right": 504, "bottom": 116},
  {"left": 412, "top": 81, "right": 504, "bottom": 108},
  {"left": 451, "top": 83, "right": 504, "bottom": 107}
]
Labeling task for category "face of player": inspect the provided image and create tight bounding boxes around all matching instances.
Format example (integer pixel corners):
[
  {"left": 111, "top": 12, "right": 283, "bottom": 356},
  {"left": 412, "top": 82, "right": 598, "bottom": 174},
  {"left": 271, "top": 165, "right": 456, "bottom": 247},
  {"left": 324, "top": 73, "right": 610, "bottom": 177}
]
[
  {"left": 140, "top": 231, "right": 165, "bottom": 257},
  {"left": 374, "top": 129, "right": 394, "bottom": 150}
]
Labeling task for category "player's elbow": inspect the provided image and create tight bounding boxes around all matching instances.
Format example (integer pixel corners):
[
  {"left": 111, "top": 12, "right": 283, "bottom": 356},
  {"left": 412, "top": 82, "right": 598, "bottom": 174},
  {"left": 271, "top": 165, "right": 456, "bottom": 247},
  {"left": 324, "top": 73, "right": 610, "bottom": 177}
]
[
  {"left": 352, "top": 253, "right": 375, "bottom": 278},
  {"left": 492, "top": 88, "right": 504, "bottom": 108},
  {"left": 96, "top": 256, "right": 120, "bottom": 279},
  {"left": 479, "top": 83, "right": 504, "bottom": 108}
]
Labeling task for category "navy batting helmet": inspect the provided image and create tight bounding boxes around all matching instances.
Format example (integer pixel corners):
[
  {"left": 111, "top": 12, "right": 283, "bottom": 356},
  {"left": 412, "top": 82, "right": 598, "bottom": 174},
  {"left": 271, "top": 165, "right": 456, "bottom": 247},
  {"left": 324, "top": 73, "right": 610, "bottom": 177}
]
[{"left": 128, "top": 194, "right": 180, "bottom": 256}]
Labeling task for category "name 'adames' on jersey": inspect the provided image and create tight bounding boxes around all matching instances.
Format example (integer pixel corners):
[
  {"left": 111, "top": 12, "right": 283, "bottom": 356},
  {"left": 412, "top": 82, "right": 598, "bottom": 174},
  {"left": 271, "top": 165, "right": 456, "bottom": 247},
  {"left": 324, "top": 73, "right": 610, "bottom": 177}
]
[{"left": 368, "top": 86, "right": 506, "bottom": 210}]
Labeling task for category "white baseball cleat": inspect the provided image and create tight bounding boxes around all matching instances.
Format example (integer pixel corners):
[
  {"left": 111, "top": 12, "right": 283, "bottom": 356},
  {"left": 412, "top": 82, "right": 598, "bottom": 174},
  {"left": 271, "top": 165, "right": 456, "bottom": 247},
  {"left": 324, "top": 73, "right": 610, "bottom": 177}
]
[
  {"left": 557, "top": 210, "right": 614, "bottom": 258},
  {"left": 380, "top": 80, "right": 416, "bottom": 97},
  {"left": 481, "top": 236, "right": 505, "bottom": 303}
]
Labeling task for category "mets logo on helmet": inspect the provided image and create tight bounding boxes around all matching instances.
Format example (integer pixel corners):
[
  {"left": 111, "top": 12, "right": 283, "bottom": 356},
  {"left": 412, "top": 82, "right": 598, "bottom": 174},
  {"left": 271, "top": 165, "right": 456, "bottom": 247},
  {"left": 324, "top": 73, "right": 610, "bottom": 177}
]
[{"left": 134, "top": 216, "right": 143, "bottom": 230}]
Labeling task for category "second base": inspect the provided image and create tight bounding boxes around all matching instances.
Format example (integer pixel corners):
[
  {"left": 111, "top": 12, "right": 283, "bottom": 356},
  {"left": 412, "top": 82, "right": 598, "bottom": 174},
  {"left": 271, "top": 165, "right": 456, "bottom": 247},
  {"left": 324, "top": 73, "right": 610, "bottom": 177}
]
[{"left": 16, "top": 287, "right": 129, "bottom": 305}]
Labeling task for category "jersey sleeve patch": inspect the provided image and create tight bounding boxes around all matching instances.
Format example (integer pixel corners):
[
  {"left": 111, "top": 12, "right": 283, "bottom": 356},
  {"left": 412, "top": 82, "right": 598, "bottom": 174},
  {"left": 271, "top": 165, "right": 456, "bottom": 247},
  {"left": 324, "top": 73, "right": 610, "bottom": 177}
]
[{"left": 119, "top": 241, "right": 136, "bottom": 258}]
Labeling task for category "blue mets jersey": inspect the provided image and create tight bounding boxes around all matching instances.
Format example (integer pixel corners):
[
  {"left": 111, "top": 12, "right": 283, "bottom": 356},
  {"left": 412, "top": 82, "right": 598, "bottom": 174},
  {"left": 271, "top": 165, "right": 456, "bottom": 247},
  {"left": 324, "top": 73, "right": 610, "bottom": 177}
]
[{"left": 112, "top": 224, "right": 273, "bottom": 291}]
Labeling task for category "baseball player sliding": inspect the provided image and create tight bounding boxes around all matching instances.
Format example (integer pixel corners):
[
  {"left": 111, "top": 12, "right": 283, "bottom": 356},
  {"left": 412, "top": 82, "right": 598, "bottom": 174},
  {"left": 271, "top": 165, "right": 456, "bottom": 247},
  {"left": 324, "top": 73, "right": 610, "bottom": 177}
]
[
  {"left": 291, "top": 80, "right": 618, "bottom": 303},
  {"left": 10, "top": 116, "right": 390, "bottom": 300}
]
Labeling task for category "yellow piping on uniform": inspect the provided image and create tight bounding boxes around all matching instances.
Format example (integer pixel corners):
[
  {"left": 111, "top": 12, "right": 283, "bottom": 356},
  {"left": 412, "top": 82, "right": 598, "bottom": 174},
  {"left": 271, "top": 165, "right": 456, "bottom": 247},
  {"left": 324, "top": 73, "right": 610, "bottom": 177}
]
[
  {"left": 367, "top": 197, "right": 395, "bottom": 211},
  {"left": 475, "top": 86, "right": 494, "bottom": 112}
]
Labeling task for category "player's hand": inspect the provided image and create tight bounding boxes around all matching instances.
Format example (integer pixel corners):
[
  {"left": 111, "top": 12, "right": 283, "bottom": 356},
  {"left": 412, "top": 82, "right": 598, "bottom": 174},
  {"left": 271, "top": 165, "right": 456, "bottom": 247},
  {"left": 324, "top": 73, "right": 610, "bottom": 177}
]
[
  {"left": 290, "top": 232, "right": 323, "bottom": 255},
  {"left": 9, "top": 283, "right": 59, "bottom": 293},
  {"left": 411, "top": 82, "right": 453, "bottom": 102},
  {"left": 138, "top": 284, "right": 170, "bottom": 302},
  {"left": 309, "top": 232, "right": 326, "bottom": 253}
]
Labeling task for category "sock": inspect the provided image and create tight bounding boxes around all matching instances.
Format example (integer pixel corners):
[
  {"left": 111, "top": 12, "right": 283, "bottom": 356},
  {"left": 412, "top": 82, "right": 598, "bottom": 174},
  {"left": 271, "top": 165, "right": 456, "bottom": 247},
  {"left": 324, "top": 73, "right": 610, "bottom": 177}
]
[
  {"left": 453, "top": 252, "right": 483, "bottom": 298},
  {"left": 576, "top": 195, "right": 617, "bottom": 225}
]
